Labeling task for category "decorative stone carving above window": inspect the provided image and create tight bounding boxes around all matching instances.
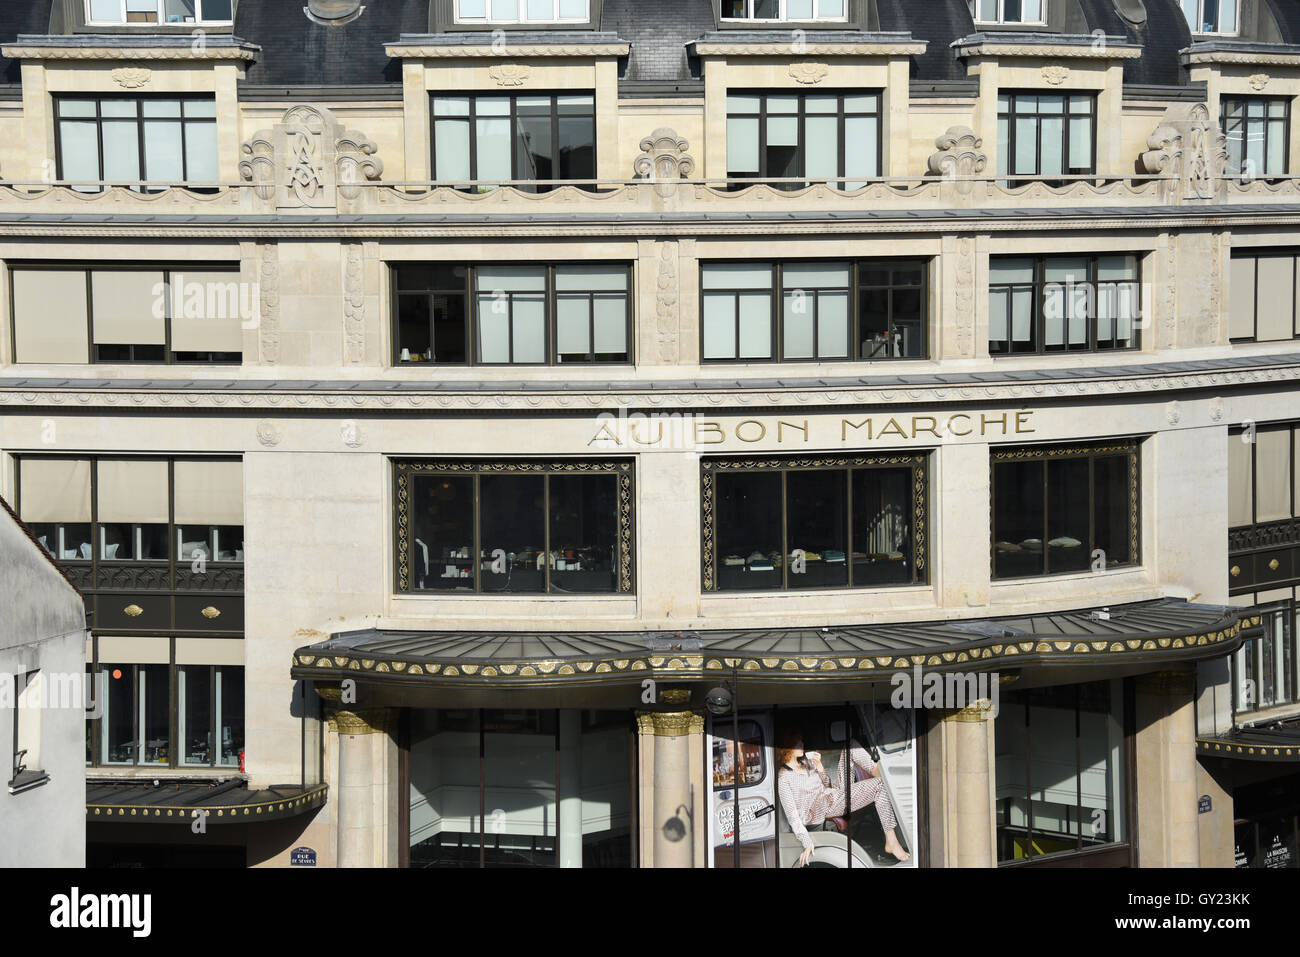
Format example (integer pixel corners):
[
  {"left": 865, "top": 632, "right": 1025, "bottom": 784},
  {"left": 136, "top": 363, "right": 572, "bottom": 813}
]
[
  {"left": 634, "top": 128, "right": 695, "bottom": 197},
  {"left": 1041, "top": 65, "right": 1069, "bottom": 85},
  {"left": 788, "top": 62, "right": 829, "bottom": 85},
  {"left": 488, "top": 64, "right": 531, "bottom": 86},
  {"left": 239, "top": 105, "right": 383, "bottom": 210},
  {"left": 927, "top": 126, "right": 987, "bottom": 185},
  {"left": 110, "top": 67, "right": 152, "bottom": 89},
  {"left": 1249, "top": 73, "right": 1270, "bottom": 90},
  {"left": 1139, "top": 103, "right": 1227, "bottom": 201}
]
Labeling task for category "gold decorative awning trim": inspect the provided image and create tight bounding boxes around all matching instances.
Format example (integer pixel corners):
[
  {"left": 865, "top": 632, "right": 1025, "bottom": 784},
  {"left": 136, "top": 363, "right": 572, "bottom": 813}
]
[
  {"left": 1196, "top": 737, "right": 1300, "bottom": 760},
  {"left": 87, "top": 784, "right": 328, "bottom": 822},
  {"left": 293, "top": 615, "right": 1259, "bottom": 689}
]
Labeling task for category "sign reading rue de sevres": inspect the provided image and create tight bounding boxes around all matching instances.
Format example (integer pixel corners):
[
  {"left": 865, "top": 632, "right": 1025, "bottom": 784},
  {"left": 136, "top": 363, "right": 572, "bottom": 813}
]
[{"left": 588, "top": 409, "right": 1038, "bottom": 448}]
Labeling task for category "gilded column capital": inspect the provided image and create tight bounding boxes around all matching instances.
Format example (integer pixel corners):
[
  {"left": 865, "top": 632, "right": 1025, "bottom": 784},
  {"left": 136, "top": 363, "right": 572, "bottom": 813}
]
[
  {"left": 944, "top": 699, "right": 996, "bottom": 723},
  {"left": 636, "top": 710, "right": 705, "bottom": 737},
  {"left": 328, "top": 707, "right": 395, "bottom": 736}
]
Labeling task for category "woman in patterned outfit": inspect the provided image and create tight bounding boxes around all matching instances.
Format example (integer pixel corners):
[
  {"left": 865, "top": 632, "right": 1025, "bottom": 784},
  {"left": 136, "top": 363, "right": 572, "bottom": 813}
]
[{"left": 776, "top": 734, "right": 911, "bottom": 867}]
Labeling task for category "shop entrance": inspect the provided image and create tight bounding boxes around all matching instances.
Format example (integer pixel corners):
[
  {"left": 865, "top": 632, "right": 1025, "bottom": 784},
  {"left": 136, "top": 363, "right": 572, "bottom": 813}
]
[{"left": 405, "top": 708, "right": 635, "bottom": 868}]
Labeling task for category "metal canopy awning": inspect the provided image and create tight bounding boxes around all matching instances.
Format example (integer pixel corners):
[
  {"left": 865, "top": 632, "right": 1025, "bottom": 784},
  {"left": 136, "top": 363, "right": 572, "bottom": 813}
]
[
  {"left": 86, "top": 781, "right": 327, "bottom": 824},
  {"left": 291, "top": 598, "right": 1261, "bottom": 690},
  {"left": 1197, "top": 722, "right": 1300, "bottom": 762}
]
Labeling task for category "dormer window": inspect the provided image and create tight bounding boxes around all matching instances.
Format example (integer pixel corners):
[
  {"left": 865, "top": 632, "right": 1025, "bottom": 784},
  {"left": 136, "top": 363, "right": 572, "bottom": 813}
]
[
  {"left": 1180, "top": 0, "right": 1237, "bottom": 35},
  {"left": 722, "top": 0, "right": 846, "bottom": 22},
  {"left": 86, "top": 0, "right": 233, "bottom": 25},
  {"left": 969, "top": 0, "right": 1045, "bottom": 25},
  {"left": 455, "top": 0, "right": 589, "bottom": 24}
]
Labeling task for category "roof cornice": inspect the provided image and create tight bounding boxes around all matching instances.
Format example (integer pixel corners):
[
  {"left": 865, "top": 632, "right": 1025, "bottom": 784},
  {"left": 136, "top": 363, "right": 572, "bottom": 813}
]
[
  {"left": 689, "top": 30, "right": 924, "bottom": 57},
  {"left": 952, "top": 32, "right": 1142, "bottom": 60},
  {"left": 2, "top": 33, "right": 260, "bottom": 62},
  {"left": 1181, "top": 41, "right": 1300, "bottom": 67},
  {"left": 385, "top": 31, "right": 628, "bottom": 58}
]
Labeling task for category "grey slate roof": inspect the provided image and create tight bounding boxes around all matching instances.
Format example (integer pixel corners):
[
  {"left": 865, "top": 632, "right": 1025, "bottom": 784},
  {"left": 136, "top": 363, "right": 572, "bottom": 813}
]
[{"left": 0, "top": 0, "right": 54, "bottom": 84}]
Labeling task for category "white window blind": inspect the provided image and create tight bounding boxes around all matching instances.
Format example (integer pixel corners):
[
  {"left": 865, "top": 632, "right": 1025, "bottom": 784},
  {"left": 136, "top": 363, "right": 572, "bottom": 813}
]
[
  {"left": 20, "top": 459, "right": 92, "bottom": 522},
  {"left": 12, "top": 270, "right": 90, "bottom": 363},
  {"left": 173, "top": 460, "right": 244, "bottom": 525},
  {"left": 97, "top": 459, "right": 170, "bottom": 523}
]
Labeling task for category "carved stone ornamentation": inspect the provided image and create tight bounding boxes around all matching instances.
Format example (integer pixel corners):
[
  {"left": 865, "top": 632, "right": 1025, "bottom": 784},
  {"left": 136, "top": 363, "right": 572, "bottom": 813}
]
[
  {"left": 258, "top": 242, "right": 280, "bottom": 363},
  {"left": 1210, "top": 397, "right": 1225, "bottom": 423},
  {"left": 256, "top": 420, "right": 283, "bottom": 447},
  {"left": 655, "top": 242, "right": 679, "bottom": 363},
  {"left": 239, "top": 104, "right": 383, "bottom": 210},
  {"left": 1248, "top": 73, "right": 1270, "bottom": 91},
  {"left": 1042, "top": 65, "right": 1069, "bottom": 85},
  {"left": 954, "top": 235, "right": 975, "bottom": 356},
  {"left": 343, "top": 244, "right": 365, "bottom": 366},
  {"left": 1166, "top": 400, "right": 1182, "bottom": 426},
  {"left": 488, "top": 64, "right": 531, "bottom": 87},
  {"left": 110, "top": 67, "right": 151, "bottom": 89},
  {"left": 634, "top": 128, "right": 695, "bottom": 198},
  {"left": 1138, "top": 103, "right": 1226, "bottom": 201},
  {"left": 788, "top": 62, "right": 829, "bottom": 85},
  {"left": 927, "top": 126, "right": 987, "bottom": 189}
]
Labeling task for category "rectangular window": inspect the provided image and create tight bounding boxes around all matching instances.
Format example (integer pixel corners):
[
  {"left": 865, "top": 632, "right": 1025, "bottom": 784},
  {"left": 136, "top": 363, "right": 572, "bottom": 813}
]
[
  {"left": 178, "top": 665, "right": 245, "bottom": 767},
  {"left": 726, "top": 92, "right": 880, "bottom": 189},
  {"left": 1181, "top": 0, "right": 1238, "bottom": 34},
  {"left": 997, "top": 92, "right": 1096, "bottom": 180},
  {"left": 970, "top": 0, "right": 1045, "bottom": 23},
  {"left": 10, "top": 265, "right": 245, "bottom": 364},
  {"left": 392, "top": 263, "right": 631, "bottom": 366},
  {"left": 701, "top": 259, "right": 928, "bottom": 362},
  {"left": 1229, "top": 251, "right": 1300, "bottom": 343},
  {"left": 9, "top": 672, "right": 48, "bottom": 793},
  {"left": 995, "top": 680, "right": 1129, "bottom": 864},
  {"left": 396, "top": 460, "right": 634, "bottom": 595},
  {"left": 988, "top": 254, "right": 1141, "bottom": 355},
  {"left": 1222, "top": 97, "right": 1290, "bottom": 179},
  {"left": 456, "top": 0, "right": 589, "bottom": 22},
  {"left": 721, "top": 0, "right": 847, "bottom": 20},
  {"left": 1228, "top": 423, "right": 1299, "bottom": 528},
  {"left": 431, "top": 94, "right": 595, "bottom": 190},
  {"left": 701, "top": 454, "right": 928, "bottom": 592},
  {"left": 1232, "top": 594, "right": 1299, "bottom": 714},
  {"left": 86, "top": 0, "right": 234, "bottom": 24},
  {"left": 55, "top": 96, "right": 217, "bottom": 187},
  {"left": 19, "top": 457, "right": 244, "bottom": 569},
  {"left": 991, "top": 441, "right": 1140, "bottom": 580}
]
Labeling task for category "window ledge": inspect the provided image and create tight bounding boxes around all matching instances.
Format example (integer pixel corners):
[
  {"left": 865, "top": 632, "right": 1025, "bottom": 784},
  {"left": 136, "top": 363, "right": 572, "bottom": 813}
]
[{"left": 8, "top": 769, "right": 50, "bottom": 795}]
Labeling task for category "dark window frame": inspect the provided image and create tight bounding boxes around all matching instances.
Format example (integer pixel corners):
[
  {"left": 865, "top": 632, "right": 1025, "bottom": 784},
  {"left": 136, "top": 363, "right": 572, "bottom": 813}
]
[
  {"left": 1231, "top": 595, "right": 1299, "bottom": 715},
  {"left": 52, "top": 94, "right": 218, "bottom": 188},
  {"left": 1228, "top": 423, "right": 1299, "bottom": 530},
  {"left": 987, "top": 254, "right": 1143, "bottom": 356},
  {"left": 997, "top": 91, "right": 1097, "bottom": 181},
  {"left": 698, "top": 258, "right": 930, "bottom": 363},
  {"left": 7, "top": 262, "right": 244, "bottom": 366},
  {"left": 394, "top": 459, "right": 636, "bottom": 595},
  {"left": 1221, "top": 95, "right": 1291, "bottom": 179},
  {"left": 390, "top": 262, "right": 634, "bottom": 367},
  {"left": 724, "top": 90, "right": 883, "bottom": 189},
  {"left": 1228, "top": 250, "right": 1300, "bottom": 344},
  {"left": 989, "top": 440, "right": 1141, "bottom": 581},
  {"left": 700, "top": 452, "right": 930, "bottom": 593},
  {"left": 429, "top": 91, "right": 597, "bottom": 190}
]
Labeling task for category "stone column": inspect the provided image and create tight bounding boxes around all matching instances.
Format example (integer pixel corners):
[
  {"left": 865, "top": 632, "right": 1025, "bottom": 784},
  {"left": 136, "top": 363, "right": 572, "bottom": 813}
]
[
  {"left": 636, "top": 710, "right": 704, "bottom": 868},
  {"left": 1135, "top": 671, "right": 1199, "bottom": 867},
  {"left": 558, "top": 710, "right": 583, "bottom": 868},
  {"left": 331, "top": 707, "right": 397, "bottom": 869},
  {"left": 929, "top": 700, "right": 996, "bottom": 867}
]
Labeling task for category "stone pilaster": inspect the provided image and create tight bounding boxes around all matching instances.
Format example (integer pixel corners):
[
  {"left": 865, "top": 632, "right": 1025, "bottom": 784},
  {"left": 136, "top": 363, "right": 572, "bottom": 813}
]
[
  {"left": 329, "top": 707, "right": 397, "bottom": 869},
  {"left": 1135, "top": 670, "right": 1199, "bottom": 867},
  {"left": 636, "top": 710, "right": 705, "bottom": 868},
  {"left": 929, "top": 700, "right": 996, "bottom": 867}
]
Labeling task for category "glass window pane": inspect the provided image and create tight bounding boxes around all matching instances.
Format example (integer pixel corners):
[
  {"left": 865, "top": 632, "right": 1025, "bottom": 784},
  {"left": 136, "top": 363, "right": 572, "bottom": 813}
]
[
  {"left": 59, "top": 120, "right": 102, "bottom": 181},
  {"left": 90, "top": 0, "right": 124, "bottom": 20},
  {"left": 527, "top": 0, "right": 555, "bottom": 19},
  {"left": 1093, "top": 455, "right": 1132, "bottom": 566},
  {"left": 461, "top": 0, "right": 487, "bottom": 16},
  {"left": 1045, "top": 257, "right": 1089, "bottom": 283},
  {"left": 786, "top": 469, "right": 847, "bottom": 588},
  {"left": 788, "top": 0, "right": 813, "bottom": 17},
  {"left": 716, "top": 471, "right": 782, "bottom": 590},
  {"left": 783, "top": 292, "right": 815, "bottom": 359},
  {"left": 100, "top": 666, "right": 134, "bottom": 765},
  {"left": 558, "top": 0, "right": 586, "bottom": 17},
  {"left": 140, "top": 664, "right": 169, "bottom": 766},
  {"left": 435, "top": 119, "right": 472, "bottom": 181},
  {"left": 1040, "top": 117, "right": 1063, "bottom": 176},
  {"left": 491, "top": 0, "right": 520, "bottom": 18},
  {"left": 476, "top": 117, "right": 513, "bottom": 180},
  {"left": 817, "top": 0, "right": 844, "bottom": 15},
  {"left": 727, "top": 117, "right": 759, "bottom": 174},
  {"left": 592, "top": 295, "right": 627, "bottom": 358},
  {"left": 994, "top": 460, "right": 1045, "bottom": 577},
  {"left": 549, "top": 474, "right": 617, "bottom": 592},
  {"left": 703, "top": 293, "right": 737, "bottom": 359},
  {"left": 101, "top": 118, "right": 142, "bottom": 181},
  {"left": 556, "top": 296, "right": 590, "bottom": 359},
  {"left": 555, "top": 265, "right": 627, "bottom": 291},
  {"left": 480, "top": 475, "right": 546, "bottom": 593},
  {"left": 845, "top": 116, "right": 878, "bottom": 184},
  {"left": 1047, "top": 458, "right": 1091, "bottom": 572},
  {"left": 852, "top": 468, "right": 912, "bottom": 584},
  {"left": 766, "top": 115, "right": 798, "bottom": 147},
  {"left": 143, "top": 120, "right": 184, "bottom": 181},
  {"left": 511, "top": 294, "right": 546, "bottom": 363},
  {"left": 1015, "top": 117, "right": 1039, "bottom": 174},
  {"left": 557, "top": 116, "right": 595, "bottom": 180},
  {"left": 215, "top": 666, "right": 244, "bottom": 767},
  {"left": 414, "top": 474, "right": 476, "bottom": 590},
  {"left": 990, "top": 287, "right": 1010, "bottom": 343},
  {"left": 1012, "top": 288, "right": 1034, "bottom": 343},
  {"left": 179, "top": 667, "right": 211, "bottom": 766},
  {"left": 727, "top": 95, "right": 761, "bottom": 114},
  {"left": 703, "top": 262, "right": 773, "bottom": 290},
  {"left": 1069, "top": 116, "right": 1093, "bottom": 171},
  {"left": 738, "top": 292, "right": 772, "bottom": 359},
  {"left": 434, "top": 97, "right": 471, "bottom": 117},
  {"left": 991, "top": 258, "right": 1034, "bottom": 284},
  {"left": 817, "top": 291, "right": 849, "bottom": 358},
  {"left": 183, "top": 119, "right": 218, "bottom": 180},
  {"left": 805, "top": 116, "right": 839, "bottom": 181},
  {"left": 477, "top": 295, "right": 510, "bottom": 363}
]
